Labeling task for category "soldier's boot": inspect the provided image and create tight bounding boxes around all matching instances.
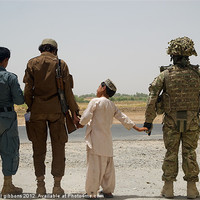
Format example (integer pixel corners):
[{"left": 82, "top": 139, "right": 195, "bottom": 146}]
[
  {"left": 52, "top": 176, "right": 65, "bottom": 196},
  {"left": 36, "top": 176, "right": 46, "bottom": 196},
  {"left": 161, "top": 181, "right": 174, "bottom": 199},
  {"left": 187, "top": 181, "right": 199, "bottom": 199},
  {"left": 1, "top": 176, "right": 23, "bottom": 196}
]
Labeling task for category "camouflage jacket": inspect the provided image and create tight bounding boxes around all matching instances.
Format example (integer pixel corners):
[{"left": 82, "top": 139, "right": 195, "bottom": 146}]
[{"left": 145, "top": 64, "right": 200, "bottom": 123}]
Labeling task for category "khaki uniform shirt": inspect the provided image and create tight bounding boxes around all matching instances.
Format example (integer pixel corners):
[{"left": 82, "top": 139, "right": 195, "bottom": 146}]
[
  {"left": 23, "top": 52, "right": 78, "bottom": 114},
  {"left": 80, "top": 97, "right": 135, "bottom": 157}
]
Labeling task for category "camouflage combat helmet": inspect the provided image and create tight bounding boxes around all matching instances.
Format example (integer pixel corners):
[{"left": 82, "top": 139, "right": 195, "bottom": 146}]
[{"left": 167, "top": 36, "right": 197, "bottom": 57}]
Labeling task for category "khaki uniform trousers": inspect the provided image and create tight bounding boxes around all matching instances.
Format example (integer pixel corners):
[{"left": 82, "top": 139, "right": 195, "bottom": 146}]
[
  {"left": 86, "top": 150, "right": 115, "bottom": 196},
  {"left": 26, "top": 113, "right": 68, "bottom": 177},
  {"left": 162, "top": 114, "right": 199, "bottom": 182}
]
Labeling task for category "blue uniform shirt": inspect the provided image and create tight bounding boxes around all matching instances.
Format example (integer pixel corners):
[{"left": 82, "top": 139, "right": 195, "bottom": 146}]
[
  {"left": 0, "top": 66, "right": 24, "bottom": 107},
  {"left": 0, "top": 66, "right": 24, "bottom": 176}
]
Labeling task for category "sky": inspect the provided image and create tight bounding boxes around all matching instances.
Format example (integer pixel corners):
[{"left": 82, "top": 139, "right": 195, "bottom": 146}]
[{"left": 1, "top": 0, "right": 200, "bottom": 96}]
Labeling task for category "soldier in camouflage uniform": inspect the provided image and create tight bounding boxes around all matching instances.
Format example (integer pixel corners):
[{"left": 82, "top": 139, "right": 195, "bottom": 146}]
[{"left": 144, "top": 37, "right": 200, "bottom": 199}]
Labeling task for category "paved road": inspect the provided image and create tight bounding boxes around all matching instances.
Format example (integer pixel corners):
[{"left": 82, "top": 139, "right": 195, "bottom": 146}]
[{"left": 18, "top": 124, "right": 163, "bottom": 143}]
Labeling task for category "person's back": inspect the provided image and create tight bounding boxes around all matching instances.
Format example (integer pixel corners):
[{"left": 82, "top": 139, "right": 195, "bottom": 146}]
[
  {"left": 29, "top": 53, "right": 58, "bottom": 99},
  {"left": 0, "top": 67, "right": 24, "bottom": 107},
  {"left": 25, "top": 52, "right": 62, "bottom": 113},
  {"left": 162, "top": 64, "right": 200, "bottom": 114},
  {"left": 91, "top": 97, "right": 115, "bottom": 132},
  {"left": 85, "top": 96, "right": 117, "bottom": 156}
]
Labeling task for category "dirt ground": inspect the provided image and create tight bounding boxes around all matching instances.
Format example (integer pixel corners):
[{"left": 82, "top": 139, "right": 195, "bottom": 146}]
[
  {"left": 0, "top": 140, "right": 198, "bottom": 200},
  {"left": 8, "top": 106, "right": 180, "bottom": 200}
]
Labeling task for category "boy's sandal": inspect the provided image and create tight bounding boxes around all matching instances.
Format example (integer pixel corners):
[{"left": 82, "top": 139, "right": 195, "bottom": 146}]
[
  {"left": 99, "top": 191, "right": 114, "bottom": 198},
  {"left": 84, "top": 193, "right": 97, "bottom": 199}
]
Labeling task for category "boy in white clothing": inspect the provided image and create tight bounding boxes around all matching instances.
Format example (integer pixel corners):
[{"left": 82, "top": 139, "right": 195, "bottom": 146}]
[{"left": 79, "top": 79, "right": 147, "bottom": 198}]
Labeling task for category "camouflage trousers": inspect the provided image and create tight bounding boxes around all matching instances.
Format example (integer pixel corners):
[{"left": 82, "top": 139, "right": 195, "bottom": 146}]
[{"left": 162, "top": 114, "right": 199, "bottom": 182}]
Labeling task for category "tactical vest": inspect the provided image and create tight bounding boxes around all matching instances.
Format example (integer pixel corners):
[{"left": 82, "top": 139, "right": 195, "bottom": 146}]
[{"left": 163, "top": 65, "right": 200, "bottom": 113}]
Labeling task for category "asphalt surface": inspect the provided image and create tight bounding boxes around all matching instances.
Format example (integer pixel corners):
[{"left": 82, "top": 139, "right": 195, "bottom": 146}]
[{"left": 18, "top": 124, "right": 163, "bottom": 143}]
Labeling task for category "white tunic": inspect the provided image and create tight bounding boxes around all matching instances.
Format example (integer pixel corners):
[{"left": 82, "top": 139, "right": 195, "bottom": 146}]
[{"left": 80, "top": 97, "right": 135, "bottom": 157}]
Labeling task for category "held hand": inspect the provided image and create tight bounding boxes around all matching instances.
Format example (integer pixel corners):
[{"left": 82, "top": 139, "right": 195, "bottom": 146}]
[
  {"left": 138, "top": 127, "right": 148, "bottom": 132},
  {"left": 143, "top": 122, "right": 153, "bottom": 136},
  {"left": 133, "top": 125, "right": 148, "bottom": 132},
  {"left": 73, "top": 112, "right": 80, "bottom": 125},
  {"left": 76, "top": 122, "right": 84, "bottom": 129},
  {"left": 146, "top": 130, "right": 152, "bottom": 136}
]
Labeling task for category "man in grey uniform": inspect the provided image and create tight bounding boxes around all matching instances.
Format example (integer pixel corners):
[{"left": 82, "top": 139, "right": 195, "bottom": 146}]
[{"left": 0, "top": 47, "right": 24, "bottom": 196}]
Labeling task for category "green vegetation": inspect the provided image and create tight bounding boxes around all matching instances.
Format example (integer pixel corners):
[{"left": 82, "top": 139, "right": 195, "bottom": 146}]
[
  {"left": 75, "top": 93, "right": 148, "bottom": 103},
  {"left": 15, "top": 93, "right": 148, "bottom": 116},
  {"left": 111, "top": 92, "right": 148, "bottom": 102}
]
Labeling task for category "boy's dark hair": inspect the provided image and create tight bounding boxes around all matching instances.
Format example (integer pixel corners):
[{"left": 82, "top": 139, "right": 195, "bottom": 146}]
[
  {"left": 38, "top": 44, "right": 58, "bottom": 54},
  {"left": 0, "top": 47, "right": 10, "bottom": 62},
  {"left": 101, "top": 82, "right": 116, "bottom": 97}
]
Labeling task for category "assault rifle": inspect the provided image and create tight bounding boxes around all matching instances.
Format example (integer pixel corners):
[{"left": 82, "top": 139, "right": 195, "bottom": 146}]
[
  {"left": 56, "top": 59, "right": 76, "bottom": 134},
  {"left": 160, "top": 64, "right": 200, "bottom": 75},
  {"left": 160, "top": 64, "right": 172, "bottom": 72}
]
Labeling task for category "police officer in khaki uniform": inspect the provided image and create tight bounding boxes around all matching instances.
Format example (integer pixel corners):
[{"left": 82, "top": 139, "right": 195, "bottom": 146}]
[
  {"left": 23, "top": 39, "right": 79, "bottom": 196},
  {"left": 144, "top": 37, "right": 200, "bottom": 199}
]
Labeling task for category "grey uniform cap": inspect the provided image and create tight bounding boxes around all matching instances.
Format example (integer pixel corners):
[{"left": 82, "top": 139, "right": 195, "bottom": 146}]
[
  {"left": 41, "top": 38, "right": 58, "bottom": 49},
  {"left": 104, "top": 79, "right": 117, "bottom": 92}
]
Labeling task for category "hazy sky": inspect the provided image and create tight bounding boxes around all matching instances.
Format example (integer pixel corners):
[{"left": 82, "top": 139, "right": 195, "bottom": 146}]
[{"left": 1, "top": 0, "right": 200, "bottom": 95}]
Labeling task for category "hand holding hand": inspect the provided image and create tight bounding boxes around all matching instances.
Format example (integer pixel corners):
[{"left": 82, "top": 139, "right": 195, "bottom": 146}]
[
  {"left": 73, "top": 112, "right": 80, "bottom": 125},
  {"left": 76, "top": 122, "right": 84, "bottom": 129},
  {"left": 133, "top": 125, "right": 148, "bottom": 132},
  {"left": 143, "top": 122, "right": 153, "bottom": 136}
]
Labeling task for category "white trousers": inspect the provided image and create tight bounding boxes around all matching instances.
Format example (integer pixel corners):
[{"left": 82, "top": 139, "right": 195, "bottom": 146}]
[{"left": 85, "top": 150, "right": 115, "bottom": 195}]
